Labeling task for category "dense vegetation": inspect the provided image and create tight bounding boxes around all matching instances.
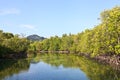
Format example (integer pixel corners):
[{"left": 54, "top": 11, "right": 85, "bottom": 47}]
[
  {"left": 0, "top": 30, "right": 30, "bottom": 58},
  {"left": 30, "top": 6, "right": 120, "bottom": 57}
]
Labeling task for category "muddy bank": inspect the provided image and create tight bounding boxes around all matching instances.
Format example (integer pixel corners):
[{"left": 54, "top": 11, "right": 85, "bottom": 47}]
[
  {"left": 94, "top": 55, "right": 120, "bottom": 66},
  {"left": 78, "top": 53, "right": 120, "bottom": 67}
]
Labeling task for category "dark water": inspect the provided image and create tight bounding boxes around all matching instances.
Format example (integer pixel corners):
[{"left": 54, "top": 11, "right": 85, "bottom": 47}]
[{"left": 0, "top": 53, "right": 120, "bottom": 80}]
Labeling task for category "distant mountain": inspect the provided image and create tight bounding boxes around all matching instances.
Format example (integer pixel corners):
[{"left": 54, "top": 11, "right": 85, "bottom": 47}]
[{"left": 27, "top": 34, "right": 46, "bottom": 41}]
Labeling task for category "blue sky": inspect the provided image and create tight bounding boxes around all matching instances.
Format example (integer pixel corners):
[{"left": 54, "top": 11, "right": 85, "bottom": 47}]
[{"left": 0, "top": 0, "right": 120, "bottom": 37}]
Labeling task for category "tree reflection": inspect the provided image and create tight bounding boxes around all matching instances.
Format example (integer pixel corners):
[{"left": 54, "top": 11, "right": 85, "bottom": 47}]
[
  {"left": 0, "top": 53, "right": 120, "bottom": 80},
  {"left": 0, "top": 59, "right": 30, "bottom": 80},
  {"left": 32, "top": 53, "right": 120, "bottom": 80}
]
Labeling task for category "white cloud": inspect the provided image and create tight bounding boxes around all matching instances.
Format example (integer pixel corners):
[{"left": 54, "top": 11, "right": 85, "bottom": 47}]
[
  {"left": 20, "top": 24, "right": 36, "bottom": 29},
  {"left": 0, "top": 8, "right": 20, "bottom": 15}
]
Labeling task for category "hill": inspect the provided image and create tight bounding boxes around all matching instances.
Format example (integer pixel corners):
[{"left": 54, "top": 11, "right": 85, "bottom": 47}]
[{"left": 27, "top": 34, "right": 46, "bottom": 41}]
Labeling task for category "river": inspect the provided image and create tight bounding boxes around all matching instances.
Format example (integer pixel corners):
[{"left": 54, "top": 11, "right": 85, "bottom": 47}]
[{"left": 0, "top": 53, "right": 120, "bottom": 80}]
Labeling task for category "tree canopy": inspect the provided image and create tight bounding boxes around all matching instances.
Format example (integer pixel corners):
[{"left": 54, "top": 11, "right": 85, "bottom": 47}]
[{"left": 31, "top": 6, "right": 120, "bottom": 57}]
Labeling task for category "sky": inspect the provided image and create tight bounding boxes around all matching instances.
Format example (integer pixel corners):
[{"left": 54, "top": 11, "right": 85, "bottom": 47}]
[{"left": 0, "top": 0, "right": 120, "bottom": 38}]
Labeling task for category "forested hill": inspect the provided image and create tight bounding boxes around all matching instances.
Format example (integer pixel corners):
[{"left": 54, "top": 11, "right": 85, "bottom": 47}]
[
  {"left": 27, "top": 34, "right": 46, "bottom": 41},
  {"left": 29, "top": 6, "right": 120, "bottom": 57}
]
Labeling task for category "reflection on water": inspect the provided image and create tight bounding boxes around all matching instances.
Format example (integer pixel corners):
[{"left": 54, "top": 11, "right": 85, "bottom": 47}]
[
  {"left": 0, "top": 59, "right": 30, "bottom": 80},
  {"left": 0, "top": 53, "right": 120, "bottom": 80}
]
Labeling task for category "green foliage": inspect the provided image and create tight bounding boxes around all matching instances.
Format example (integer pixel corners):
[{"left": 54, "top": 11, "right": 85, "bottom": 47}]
[
  {"left": 115, "top": 45, "right": 120, "bottom": 54},
  {"left": 0, "top": 30, "right": 30, "bottom": 58},
  {"left": 27, "top": 42, "right": 38, "bottom": 52},
  {"left": 32, "top": 6, "right": 120, "bottom": 57}
]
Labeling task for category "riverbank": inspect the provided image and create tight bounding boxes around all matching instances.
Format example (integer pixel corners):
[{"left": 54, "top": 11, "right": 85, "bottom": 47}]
[
  {"left": 1, "top": 50, "right": 120, "bottom": 68},
  {"left": 78, "top": 53, "right": 120, "bottom": 67},
  {"left": 94, "top": 55, "right": 120, "bottom": 66},
  {"left": 0, "top": 52, "right": 27, "bottom": 59}
]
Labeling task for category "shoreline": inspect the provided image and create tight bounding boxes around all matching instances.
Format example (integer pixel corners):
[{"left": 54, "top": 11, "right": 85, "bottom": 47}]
[
  {"left": 94, "top": 55, "right": 120, "bottom": 66},
  {"left": 78, "top": 53, "right": 120, "bottom": 67},
  {"left": 1, "top": 50, "right": 120, "bottom": 67}
]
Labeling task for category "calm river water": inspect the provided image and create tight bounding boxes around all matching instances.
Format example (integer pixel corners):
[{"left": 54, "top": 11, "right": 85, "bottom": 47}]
[{"left": 0, "top": 53, "right": 120, "bottom": 80}]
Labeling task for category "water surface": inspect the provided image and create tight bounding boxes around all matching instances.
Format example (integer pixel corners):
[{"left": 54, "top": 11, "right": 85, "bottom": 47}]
[{"left": 0, "top": 53, "right": 120, "bottom": 80}]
